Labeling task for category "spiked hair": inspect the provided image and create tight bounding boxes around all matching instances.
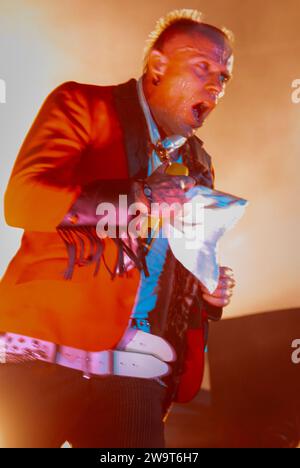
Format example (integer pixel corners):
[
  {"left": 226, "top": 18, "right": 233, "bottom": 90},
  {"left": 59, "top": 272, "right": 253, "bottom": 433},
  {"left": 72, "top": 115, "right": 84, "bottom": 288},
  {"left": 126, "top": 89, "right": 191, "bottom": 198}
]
[{"left": 142, "top": 9, "right": 234, "bottom": 73}]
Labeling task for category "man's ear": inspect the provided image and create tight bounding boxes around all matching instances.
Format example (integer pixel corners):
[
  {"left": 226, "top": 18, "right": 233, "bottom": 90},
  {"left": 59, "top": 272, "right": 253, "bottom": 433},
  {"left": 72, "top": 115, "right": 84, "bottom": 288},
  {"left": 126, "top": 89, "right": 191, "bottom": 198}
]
[{"left": 147, "top": 49, "right": 169, "bottom": 82}]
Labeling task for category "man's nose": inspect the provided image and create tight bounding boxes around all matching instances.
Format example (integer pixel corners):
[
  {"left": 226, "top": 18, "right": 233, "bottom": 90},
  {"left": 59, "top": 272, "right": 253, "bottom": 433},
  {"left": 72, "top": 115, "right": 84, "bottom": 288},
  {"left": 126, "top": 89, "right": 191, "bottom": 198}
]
[
  {"left": 206, "top": 71, "right": 225, "bottom": 89},
  {"left": 205, "top": 81, "right": 224, "bottom": 100}
]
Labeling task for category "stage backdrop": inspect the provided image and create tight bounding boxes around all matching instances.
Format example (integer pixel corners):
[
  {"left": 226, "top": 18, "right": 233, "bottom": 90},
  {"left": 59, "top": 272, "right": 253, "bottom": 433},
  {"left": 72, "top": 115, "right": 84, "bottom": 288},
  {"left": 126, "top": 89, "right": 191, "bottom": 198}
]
[{"left": 0, "top": 0, "right": 299, "bottom": 318}]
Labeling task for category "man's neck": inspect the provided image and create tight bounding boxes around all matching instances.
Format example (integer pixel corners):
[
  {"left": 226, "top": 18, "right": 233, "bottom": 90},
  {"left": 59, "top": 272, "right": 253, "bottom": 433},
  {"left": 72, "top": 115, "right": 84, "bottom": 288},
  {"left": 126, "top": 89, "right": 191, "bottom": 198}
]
[{"left": 141, "top": 74, "right": 169, "bottom": 139}]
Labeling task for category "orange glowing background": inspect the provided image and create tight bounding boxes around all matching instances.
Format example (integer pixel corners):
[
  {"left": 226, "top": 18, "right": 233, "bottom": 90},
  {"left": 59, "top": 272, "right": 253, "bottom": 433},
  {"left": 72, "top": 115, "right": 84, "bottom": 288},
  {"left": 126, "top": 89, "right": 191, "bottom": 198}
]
[{"left": 0, "top": 0, "right": 299, "bottom": 318}]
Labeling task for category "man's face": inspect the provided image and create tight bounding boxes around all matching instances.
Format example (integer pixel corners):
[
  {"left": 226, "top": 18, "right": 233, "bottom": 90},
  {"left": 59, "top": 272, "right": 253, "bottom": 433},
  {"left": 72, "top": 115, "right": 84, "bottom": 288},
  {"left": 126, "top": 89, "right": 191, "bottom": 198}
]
[{"left": 149, "top": 33, "right": 233, "bottom": 137}]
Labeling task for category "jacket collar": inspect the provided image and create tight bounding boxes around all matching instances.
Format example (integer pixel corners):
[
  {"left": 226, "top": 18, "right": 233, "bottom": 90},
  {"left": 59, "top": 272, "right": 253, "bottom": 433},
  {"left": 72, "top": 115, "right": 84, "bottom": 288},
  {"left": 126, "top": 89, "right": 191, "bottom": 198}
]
[{"left": 113, "top": 78, "right": 149, "bottom": 179}]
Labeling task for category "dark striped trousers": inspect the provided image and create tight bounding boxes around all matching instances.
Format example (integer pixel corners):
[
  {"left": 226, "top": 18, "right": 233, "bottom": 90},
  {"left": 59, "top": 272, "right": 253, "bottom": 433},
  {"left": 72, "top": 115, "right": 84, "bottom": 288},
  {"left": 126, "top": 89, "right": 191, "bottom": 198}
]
[{"left": 0, "top": 361, "right": 167, "bottom": 448}]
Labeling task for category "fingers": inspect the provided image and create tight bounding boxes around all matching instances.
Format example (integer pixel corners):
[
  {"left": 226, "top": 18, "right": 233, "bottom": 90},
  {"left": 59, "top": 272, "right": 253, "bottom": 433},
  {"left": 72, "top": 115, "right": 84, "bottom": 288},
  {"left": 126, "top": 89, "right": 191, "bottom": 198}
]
[
  {"left": 219, "top": 277, "right": 236, "bottom": 289},
  {"left": 201, "top": 286, "right": 233, "bottom": 301},
  {"left": 201, "top": 277, "right": 235, "bottom": 295},
  {"left": 147, "top": 166, "right": 196, "bottom": 194},
  {"left": 209, "top": 287, "right": 233, "bottom": 298},
  {"left": 219, "top": 266, "right": 234, "bottom": 278},
  {"left": 201, "top": 266, "right": 235, "bottom": 308},
  {"left": 173, "top": 175, "right": 196, "bottom": 192},
  {"left": 219, "top": 266, "right": 235, "bottom": 287},
  {"left": 202, "top": 294, "right": 231, "bottom": 308}
]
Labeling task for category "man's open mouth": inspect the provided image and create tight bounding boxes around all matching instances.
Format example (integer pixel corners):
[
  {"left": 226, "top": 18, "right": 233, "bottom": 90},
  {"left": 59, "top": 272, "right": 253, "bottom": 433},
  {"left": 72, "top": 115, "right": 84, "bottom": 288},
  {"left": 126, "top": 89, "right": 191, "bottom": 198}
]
[{"left": 192, "top": 102, "right": 211, "bottom": 124}]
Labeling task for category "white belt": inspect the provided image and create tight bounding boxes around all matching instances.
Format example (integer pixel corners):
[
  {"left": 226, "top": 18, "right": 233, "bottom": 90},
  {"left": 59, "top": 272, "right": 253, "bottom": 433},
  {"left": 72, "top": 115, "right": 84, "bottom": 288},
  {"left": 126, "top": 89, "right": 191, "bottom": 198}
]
[{"left": 0, "top": 329, "right": 176, "bottom": 380}]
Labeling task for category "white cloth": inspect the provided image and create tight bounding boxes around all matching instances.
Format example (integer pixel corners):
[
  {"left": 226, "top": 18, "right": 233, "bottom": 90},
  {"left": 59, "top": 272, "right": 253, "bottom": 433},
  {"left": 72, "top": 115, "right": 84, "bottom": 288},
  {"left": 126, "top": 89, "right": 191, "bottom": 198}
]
[{"left": 165, "top": 185, "right": 248, "bottom": 293}]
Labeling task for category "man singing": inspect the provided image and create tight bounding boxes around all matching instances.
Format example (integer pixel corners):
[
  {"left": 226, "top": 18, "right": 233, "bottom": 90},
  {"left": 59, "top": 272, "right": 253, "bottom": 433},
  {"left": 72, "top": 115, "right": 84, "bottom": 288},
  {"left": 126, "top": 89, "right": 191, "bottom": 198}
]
[{"left": 0, "top": 9, "right": 236, "bottom": 447}]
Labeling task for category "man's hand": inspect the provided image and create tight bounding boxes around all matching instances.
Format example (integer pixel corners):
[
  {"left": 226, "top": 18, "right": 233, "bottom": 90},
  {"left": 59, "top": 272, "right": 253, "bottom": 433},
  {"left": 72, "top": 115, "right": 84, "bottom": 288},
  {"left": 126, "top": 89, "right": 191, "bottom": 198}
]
[
  {"left": 144, "top": 163, "right": 196, "bottom": 216},
  {"left": 200, "top": 266, "right": 236, "bottom": 308},
  {"left": 139, "top": 164, "right": 196, "bottom": 218}
]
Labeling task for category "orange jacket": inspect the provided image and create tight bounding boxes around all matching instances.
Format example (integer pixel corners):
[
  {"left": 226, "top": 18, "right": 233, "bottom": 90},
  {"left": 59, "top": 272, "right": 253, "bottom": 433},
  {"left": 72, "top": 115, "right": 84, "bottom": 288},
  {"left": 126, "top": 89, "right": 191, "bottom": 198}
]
[
  {"left": 1, "top": 80, "right": 142, "bottom": 351},
  {"left": 1, "top": 78, "right": 220, "bottom": 405}
]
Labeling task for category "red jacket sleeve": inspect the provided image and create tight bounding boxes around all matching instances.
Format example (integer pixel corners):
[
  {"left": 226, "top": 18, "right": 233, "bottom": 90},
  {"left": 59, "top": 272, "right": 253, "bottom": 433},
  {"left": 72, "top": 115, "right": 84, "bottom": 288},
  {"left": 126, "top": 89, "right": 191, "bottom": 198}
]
[{"left": 4, "top": 81, "right": 91, "bottom": 232}]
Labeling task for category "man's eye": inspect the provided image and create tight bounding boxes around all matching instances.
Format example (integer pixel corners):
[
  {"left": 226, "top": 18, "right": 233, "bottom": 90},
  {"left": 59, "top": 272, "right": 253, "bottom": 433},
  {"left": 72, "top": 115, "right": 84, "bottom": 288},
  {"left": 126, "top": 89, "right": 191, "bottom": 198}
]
[{"left": 196, "top": 62, "right": 209, "bottom": 72}]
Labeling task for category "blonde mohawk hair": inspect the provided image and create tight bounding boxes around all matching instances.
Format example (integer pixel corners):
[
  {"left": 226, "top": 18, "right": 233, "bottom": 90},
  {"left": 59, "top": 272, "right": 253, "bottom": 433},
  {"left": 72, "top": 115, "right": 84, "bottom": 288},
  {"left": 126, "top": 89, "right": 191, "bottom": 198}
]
[{"left": 142, "top": 9, "right": 234, "bottom": 73}]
